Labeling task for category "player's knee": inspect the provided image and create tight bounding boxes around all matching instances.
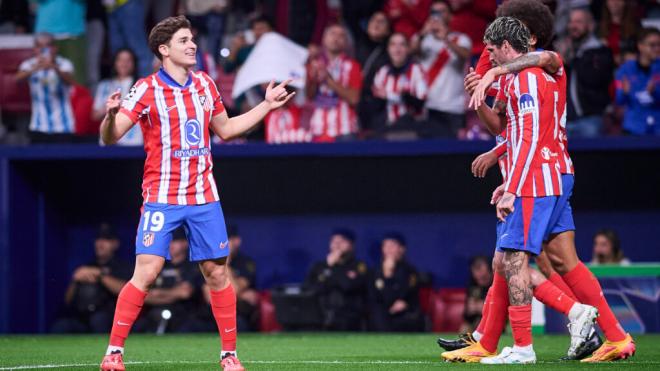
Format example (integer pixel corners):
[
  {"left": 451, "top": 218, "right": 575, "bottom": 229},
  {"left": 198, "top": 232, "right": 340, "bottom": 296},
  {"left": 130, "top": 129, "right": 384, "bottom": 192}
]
[
  {"left": 204, "top": 264, "right": 229, "bottom": 289},
  {"left": 529, "top": 269, "right": 545, "bottom": 287},
  {"left": 131, "top": 266, "right": 161, "bottom": 290},
  {"left": 492, "top": 254, "right": 505, "bottom": 275}
]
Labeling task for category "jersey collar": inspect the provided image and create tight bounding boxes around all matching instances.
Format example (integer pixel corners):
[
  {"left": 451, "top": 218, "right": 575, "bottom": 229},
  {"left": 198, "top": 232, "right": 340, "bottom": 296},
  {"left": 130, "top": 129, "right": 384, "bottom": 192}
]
[{"left": 157, "top": 67, "right": 192, "bottom": 88}]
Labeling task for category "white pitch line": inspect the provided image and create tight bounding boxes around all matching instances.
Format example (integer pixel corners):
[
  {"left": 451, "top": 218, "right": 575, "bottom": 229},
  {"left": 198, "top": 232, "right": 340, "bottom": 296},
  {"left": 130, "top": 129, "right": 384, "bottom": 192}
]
[{"left": 2, "top": 359, "right": 659, "bottom": 370}]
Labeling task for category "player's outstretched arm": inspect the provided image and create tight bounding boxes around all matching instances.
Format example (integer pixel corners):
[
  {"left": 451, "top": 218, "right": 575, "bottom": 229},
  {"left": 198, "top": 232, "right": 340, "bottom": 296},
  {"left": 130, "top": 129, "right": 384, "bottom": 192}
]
[
  {"left": 211, "top": 80, "right": 295, "bottom": 140},
  {"left": 100, "top": 90, "right": 136, "bottom": 145},
  {"left": 470, "top": 51, "right": 561, "bottom": 109}
]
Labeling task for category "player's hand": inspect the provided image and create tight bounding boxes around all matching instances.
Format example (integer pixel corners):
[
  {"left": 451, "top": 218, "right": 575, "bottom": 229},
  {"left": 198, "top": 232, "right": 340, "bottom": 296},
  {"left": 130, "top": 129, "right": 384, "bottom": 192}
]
[
  {"left": 470, "top": 69, "right": 496, "bottom": 109},
  {"left": 106, "top": 89, "right": 122, "bottom": 117},
  {"left": 265, "top": 80, "right": 296, "bottom": 110},
  {"left": 464, "top": 67, "right": 482, "bottom": 95},
  {"left": 491, "top": 183, "right": 505, "bottom": 205},
  {"left": 389, "top": 299, "right": 408, "bottom": 314},
  {"left": 496, "top": 191, "right": 516, "bottom": 222},
  {"left": 471, "top": 150, "right": 497, "bottom": 178}
]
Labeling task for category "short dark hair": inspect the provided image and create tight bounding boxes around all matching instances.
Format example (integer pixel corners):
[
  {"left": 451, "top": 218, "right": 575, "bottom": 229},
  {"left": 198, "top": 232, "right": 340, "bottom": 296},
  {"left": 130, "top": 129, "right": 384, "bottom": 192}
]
[
  {"left": 332, "top": 228, "right": 356, "bottom": 243},
  {"left": 96, "top": 223, "right": 118, "bottom": 241},
  {"left": 251, "top": 15, "right": 274, "bottom": 29},
  {"left": 382, "top": 232, "right": 406, "bottom": 247},
  {"left": 638, "top": 27, "right": 660, "bottom": 44},
  {"left": 496, "top": 0, "right": 554, "bottom": 49},
  {"left": 148, "top": 15, "right": 192, "bottom": 61},
  {"left": 484, "top": 16, "right": 531, "bottom": 54}
]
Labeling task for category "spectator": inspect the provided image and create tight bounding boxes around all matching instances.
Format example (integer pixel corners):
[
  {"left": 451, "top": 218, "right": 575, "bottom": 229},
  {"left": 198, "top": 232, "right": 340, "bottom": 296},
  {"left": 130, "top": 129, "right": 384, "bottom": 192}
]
[
  {"left": 460, "top": 255, "right": 492, "bottom": 333},
  {"left": 304, "top": 229, "right": 368, "bottom": 331},
  {"left": 614, "top": 27, "right": 660, "bottom": 136},
  {"left": 223, "top": 15, "right": 274, "bottom": 74},
  {"left": 32, "top": 0, "right": 87, "bottom": 84},
  {"left": 383, "top": 0, "right": 432, "bottom": 39},
  {"left": 447, "top": 0, "right": 496, "bottom": 62},
  {"left": 305, "top": 24, "right": 363, "bottom": 142},
  {"left": 226, "top": 226, "right": 260, "bottom": 331},
  {"left": 559, "top": 8, "right": 615, "bottom": 138},
  {"left": 16, "top": 33, "right": 77, "bottom": 142},
  {"left": 223, "top": 15, "right": 274, "bottom": 113},
  {"left": 135, "top": 228, "right": 202, "bottom": 333},
  {"left": 182, "top": 0, "right": 229, "bottom": 63},
  {"left": 265, "top": 86, "right": 310, "bottom": 144},
  {"left": 367, "top": 233, "right": 424, "bottom": 332},
  {"left": 598, "top": 0, "right": 640, "bottom": 65},
  {"left": 591, "top": 229, "right": 630, "bottom": 265},
  {"left": 371, "top": 32, "right": 427, "bottom": 132},
  {"left": 93, "top": 48, "right": 143, "bottom": 145},
  {"left": 355, "top": 11, "right": 392, "bottom": 132},
  {"left": 86, "top": 0, "right": 106, "bottom": 88},
  {"left": 415, "top": 0, "right": 471, "bottom": 137},
  {"left": 51, "top": 224, "right": 132, "bottom": 333},
  {"left": 106, "top": 0, "right": 153, "bottom": 78}
]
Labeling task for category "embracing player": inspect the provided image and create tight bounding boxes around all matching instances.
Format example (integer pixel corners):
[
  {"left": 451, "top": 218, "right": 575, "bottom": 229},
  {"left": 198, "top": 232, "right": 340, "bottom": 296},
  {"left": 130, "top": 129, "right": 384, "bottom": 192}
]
[{"left": 98, "top": 16, "right": 294, "bottom": 371}]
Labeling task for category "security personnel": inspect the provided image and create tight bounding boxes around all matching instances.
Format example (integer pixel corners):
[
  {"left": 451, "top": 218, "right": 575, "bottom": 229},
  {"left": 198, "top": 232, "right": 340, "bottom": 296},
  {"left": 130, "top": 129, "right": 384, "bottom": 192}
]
[
  {"left": 305, "top": 229, "right": 368, "bottom": 331},
  {"left": 368, "top": 233, "right": 424, "bottom": 332}
]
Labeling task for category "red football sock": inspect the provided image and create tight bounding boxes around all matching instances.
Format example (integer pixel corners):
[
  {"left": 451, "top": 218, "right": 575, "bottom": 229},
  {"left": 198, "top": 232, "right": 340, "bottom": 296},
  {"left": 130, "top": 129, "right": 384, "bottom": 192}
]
[
  {"left": 210, "top": 284, "right": 237, "bottom": 352},
  {"left": 479, "top": 272, "right": 509, "bottom": 353},
  {"left": 562, "top": 262, "right": 626, "bottom": 342},
  {"left": 547, "top": 272, "right": 577, "bottom": 301},
  {"left": 509, "top": 305, "right": 533, "bottom": 347},
  {"left": 533, "top": 280, "right": 575, "bottom": 315},
  {"left": 109, "top": 282, "right": 147, "bottom": 347},
  {"left": 476, "top": 287, "right": 493, "bottom": 335}
]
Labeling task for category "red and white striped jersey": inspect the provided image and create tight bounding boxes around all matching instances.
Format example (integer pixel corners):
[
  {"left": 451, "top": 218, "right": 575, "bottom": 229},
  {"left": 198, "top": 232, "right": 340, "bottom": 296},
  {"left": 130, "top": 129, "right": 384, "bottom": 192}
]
[
  {"left": 372, "top": 62, "right": 427, "bottom": 124},
  {"left": 308, "top": 54, "right": 362, "bottom": 142},
  {"left": 492, "top": 52, "right": 574, "bottom": 176},
  {"left": 500, "top": 68, "right": 564, "bottom": 197},
  {"left": 265, "top": 105, "right": 311, "bottom": 144},
  {"left": 119, "top": 68, "right": 223, "bottom": 205}
]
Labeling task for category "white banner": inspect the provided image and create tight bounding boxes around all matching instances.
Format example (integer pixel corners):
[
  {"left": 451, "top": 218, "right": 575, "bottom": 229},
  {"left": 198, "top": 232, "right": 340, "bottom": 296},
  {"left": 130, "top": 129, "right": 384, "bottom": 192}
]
[{"left": 232, "top": 32, "right": 308, "bottom": 98}]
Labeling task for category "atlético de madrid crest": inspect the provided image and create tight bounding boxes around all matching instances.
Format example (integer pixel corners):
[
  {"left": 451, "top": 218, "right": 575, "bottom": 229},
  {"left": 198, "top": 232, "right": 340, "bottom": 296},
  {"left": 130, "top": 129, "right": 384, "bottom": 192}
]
[
  {"left": 199, "top": 95, "right": 212, "bottom": 112},
  {"left": 143, "top": 232, "right": 155, "bottom": 247}
]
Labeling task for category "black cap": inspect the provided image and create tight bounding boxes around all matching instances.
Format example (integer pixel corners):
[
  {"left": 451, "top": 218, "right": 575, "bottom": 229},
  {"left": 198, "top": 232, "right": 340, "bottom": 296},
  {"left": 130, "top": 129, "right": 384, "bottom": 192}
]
[
  {"left": 331, "top": 228, "right": 356, "bottom": 243},
  {"left": 227, "top": 225, "right": 240, "bottom": 238},
  {"left": 97, "top": 223, "right": 119, "bottom": 241},
  {"left": 172, "top": 227, "right": 187, "bottom": 241},
  {"left": 383, "top": 232, "right": 406, "bottom": 247}
]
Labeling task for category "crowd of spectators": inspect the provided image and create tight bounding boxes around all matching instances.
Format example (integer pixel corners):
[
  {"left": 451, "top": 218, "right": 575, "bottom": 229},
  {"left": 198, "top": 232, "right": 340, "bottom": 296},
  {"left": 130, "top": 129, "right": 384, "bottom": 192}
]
[{"left": 2, "top": 0, "right": 660, "bottom": 145}]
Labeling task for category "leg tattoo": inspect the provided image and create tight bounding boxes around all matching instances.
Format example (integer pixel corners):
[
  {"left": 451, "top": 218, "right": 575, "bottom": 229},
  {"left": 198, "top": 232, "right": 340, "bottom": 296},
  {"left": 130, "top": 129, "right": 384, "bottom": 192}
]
[{"left": 504, "top": 251, "right": 533, "bottom": 305}]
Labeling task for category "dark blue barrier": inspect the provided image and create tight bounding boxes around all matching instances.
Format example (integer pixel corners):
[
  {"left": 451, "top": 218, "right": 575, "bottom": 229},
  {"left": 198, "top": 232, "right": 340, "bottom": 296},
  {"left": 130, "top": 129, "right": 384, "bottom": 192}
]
[{"left": 1, "top": 138, "right": 660, "bottom": 333}]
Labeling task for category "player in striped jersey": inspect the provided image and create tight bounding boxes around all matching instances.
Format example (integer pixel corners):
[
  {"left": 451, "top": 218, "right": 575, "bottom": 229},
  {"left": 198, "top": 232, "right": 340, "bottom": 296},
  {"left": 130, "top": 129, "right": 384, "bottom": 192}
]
[
  {"left": 466, "top": 17, "right": 595, "bottom": 364},
  {"left": 466, "top": 7, "right": 635, "bottom": 365},
  {"left": 372, "top": 32, "right": 427, "bottom": 127},
  {"left": 98, "top": 16, "right": 294, "bottom": 371}
]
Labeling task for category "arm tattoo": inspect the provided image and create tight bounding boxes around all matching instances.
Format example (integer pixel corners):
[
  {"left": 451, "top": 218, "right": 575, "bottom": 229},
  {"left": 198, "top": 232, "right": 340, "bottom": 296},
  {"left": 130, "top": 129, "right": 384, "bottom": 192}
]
[
  {"left": 504, "top": 251, "right": 533, "bottom": 305},
  {"left": 502, "top": 53, "right": 541, "bottom": 74}
]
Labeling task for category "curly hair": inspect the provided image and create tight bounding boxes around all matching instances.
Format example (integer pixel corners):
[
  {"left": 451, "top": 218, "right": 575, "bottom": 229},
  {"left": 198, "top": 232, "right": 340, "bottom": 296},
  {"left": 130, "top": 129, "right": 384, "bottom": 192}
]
[
  {"left": 496, "top": 0, "right": 554, "bottom": 49},
  {"left": 483, "top": 17, "right": 531, "bottom": 54}
]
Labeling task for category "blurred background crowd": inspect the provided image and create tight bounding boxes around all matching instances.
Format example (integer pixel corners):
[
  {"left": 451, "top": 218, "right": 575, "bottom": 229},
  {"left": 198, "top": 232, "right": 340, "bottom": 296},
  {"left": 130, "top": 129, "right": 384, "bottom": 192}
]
[
  {"left": 52, "top": 223, "right": 629, "bottom": 334},
  {"left": 2, "top": 0, "right": 660, "bottom": 145}
]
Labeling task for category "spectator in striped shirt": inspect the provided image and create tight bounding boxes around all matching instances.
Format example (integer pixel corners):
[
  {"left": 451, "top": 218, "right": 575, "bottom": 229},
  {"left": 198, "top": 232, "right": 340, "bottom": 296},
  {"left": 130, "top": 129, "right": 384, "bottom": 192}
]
[
  {"left": 371, "top": 32, "right": 428, "bottom": 133},
  {"left": 305, "top": 24, "right": 363, "bottom": 142},
  {"left": 414, "top": 0, "right": 472, "bottom": 137},
  {"left": 93, "top": 49, "right": 143, "bottom": 146},
  {"left": 16, "top": 32, "right": 77, "bottom": 143}
]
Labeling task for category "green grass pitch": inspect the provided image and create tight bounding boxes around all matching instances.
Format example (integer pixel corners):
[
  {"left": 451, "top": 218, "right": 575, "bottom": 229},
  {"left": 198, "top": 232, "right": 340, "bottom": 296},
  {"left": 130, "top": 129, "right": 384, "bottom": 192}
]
[{"left": 0, "top": 333, "right": 658, "bottom": 370}]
